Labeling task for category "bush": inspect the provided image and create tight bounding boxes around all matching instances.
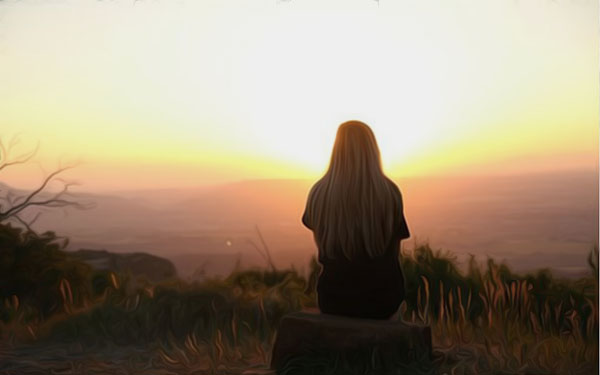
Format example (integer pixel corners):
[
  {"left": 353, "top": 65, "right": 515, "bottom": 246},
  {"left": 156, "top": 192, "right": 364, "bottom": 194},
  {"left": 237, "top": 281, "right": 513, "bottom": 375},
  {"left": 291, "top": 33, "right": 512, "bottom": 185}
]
[{"left": 0, "top": 223, "right": 96, "bottom": 323}]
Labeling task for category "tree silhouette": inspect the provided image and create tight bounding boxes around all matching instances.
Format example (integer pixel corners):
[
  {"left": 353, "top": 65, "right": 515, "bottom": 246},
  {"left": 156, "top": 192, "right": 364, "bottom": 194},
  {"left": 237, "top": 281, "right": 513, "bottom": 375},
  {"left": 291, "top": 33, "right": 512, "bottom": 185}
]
[{"left": 0, "top": 134, "right": 93, "bottom": 232}]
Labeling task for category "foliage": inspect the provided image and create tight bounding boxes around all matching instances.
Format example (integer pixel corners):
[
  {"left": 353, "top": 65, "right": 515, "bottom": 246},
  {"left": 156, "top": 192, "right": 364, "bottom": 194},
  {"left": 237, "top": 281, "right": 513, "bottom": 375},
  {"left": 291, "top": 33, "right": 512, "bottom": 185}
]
[
  {"left": 401, "top": 244, "right": 598, "bottom": 374},
  {"left": 0, "top": 225, "right": 597, "bottom": 374},
  {"left": 0, "top": 224, "right": 97, "bottom": 323}
]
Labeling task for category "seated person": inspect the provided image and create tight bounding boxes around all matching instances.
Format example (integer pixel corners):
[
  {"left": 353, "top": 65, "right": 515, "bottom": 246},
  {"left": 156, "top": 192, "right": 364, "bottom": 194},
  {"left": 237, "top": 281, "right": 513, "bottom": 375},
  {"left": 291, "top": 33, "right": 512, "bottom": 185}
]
[{"left": 302, "top": 120, "right": 410, "bottom": 320}]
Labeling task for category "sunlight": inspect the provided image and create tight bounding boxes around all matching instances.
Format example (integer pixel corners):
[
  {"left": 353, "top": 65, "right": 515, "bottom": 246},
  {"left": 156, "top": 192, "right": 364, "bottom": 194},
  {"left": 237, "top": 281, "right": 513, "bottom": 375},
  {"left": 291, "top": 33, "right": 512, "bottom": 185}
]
[
  {"left": 204, "top": 7, "right": 464, "bottom": 175},
  {"left": 0, "top": 0, "right": 597, "bottom": 189}
]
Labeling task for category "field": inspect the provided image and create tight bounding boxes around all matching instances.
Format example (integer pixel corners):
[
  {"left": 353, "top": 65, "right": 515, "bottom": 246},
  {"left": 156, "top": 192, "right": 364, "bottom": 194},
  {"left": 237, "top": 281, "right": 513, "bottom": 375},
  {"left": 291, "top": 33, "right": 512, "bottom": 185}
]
[{"left": 0, "top": 223, "right": 597, "bottom": 374}]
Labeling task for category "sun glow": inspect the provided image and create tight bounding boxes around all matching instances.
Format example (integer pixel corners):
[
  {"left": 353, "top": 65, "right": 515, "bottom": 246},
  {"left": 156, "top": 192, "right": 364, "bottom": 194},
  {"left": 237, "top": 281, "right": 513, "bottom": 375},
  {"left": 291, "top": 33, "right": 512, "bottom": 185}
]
[{"left": 0, "top": 0, "right": 597, "bottom": 190}]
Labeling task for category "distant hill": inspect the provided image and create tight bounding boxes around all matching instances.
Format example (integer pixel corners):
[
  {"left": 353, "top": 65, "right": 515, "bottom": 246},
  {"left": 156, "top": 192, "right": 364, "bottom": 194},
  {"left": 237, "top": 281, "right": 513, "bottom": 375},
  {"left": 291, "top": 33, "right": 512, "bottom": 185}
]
[
  {"left": 170, "top": 252, "right": 242, "bottom": 281},
  {"left": 69, "top": 249, "right": 177, "bottom": 282},
  {"left": 6, "top": 170, "right": 598, "bottom": 278}
]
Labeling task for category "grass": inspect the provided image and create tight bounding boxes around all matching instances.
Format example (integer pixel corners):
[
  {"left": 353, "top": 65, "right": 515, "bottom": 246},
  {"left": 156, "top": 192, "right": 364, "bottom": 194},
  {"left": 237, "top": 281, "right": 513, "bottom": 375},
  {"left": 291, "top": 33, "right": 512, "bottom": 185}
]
[
  {"left": 0, "top": 225, "right": 597, "bottom": 375},
  {"left": 401, "top": 244, "right": 598, "bottom": 375}
]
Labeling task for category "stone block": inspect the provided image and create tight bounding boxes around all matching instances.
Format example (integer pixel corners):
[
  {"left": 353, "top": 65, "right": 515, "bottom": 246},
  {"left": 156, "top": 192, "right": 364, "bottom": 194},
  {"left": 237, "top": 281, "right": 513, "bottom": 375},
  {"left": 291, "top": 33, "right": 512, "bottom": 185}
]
[{"left": 270, "top": 311, "right": 434, "bottom": 374}]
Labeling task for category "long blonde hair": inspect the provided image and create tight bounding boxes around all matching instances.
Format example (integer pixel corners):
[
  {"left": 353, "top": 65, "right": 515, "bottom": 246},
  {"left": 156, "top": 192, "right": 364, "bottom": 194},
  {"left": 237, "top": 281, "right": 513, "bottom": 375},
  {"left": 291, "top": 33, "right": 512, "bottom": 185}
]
[{"left": 304, "top": 120, "right": 401, "bottom": 260}]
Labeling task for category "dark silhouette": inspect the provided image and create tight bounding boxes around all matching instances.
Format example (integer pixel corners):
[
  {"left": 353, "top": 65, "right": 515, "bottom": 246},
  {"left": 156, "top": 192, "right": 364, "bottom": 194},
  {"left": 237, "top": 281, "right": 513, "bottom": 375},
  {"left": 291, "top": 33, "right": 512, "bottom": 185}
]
[
  {"left": 302, "top": 120, "right": 410, "bottom": 320},
  {"left": 0, "top": 135, "right": 93, "bottom": 232}
]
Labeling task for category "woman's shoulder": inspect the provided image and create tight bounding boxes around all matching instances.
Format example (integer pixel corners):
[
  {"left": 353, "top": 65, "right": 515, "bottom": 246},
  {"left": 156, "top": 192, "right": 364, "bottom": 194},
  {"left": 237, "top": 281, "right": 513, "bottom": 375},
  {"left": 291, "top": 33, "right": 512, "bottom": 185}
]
[
  {"left": 385, "top": 178, "right": 403, "bottom": 200},
  {"left": 384, "top": 176, "right": 399, "bottom": 189}
]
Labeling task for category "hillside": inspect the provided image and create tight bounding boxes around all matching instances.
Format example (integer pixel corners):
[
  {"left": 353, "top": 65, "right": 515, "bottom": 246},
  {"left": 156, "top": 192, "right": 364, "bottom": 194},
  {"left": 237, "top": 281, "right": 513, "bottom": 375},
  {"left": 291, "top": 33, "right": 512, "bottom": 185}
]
[
  {"left": 9, "top": 169, "right": 597, "bottom": 278},
  {"left": 69, "top": 249, "right": 177, "bottom": 282}
]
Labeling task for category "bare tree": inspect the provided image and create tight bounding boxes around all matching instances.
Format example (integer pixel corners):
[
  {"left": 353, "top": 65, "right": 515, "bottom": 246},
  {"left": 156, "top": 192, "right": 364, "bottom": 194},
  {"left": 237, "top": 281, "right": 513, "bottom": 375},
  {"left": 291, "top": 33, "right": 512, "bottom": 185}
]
[{"left": 0, "top": 134, "right": 94, "bottom": 233}]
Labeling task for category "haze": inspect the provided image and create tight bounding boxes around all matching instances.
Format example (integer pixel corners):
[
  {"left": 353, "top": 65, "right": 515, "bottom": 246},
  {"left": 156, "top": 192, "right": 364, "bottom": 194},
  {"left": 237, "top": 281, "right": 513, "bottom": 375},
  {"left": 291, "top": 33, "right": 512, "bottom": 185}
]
[
  {"left": 0, "top": 1, "right": 597, "bottom": 278},
  {"left": 13, "top": 170, "right": 595, "bottom": 279}
]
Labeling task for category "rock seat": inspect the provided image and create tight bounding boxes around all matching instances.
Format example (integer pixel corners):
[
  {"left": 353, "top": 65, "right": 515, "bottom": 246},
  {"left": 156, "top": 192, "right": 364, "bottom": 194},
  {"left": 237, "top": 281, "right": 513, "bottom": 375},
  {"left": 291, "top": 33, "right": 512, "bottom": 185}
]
[{"left": 269, "top": 311, "right": 434, "bottom": 374}]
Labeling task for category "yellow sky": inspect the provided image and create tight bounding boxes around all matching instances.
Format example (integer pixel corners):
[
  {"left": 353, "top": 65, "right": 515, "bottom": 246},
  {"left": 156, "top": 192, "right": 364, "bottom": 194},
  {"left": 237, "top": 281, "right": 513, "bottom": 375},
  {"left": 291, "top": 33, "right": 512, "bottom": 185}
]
[{"left": 0, "top": 0, "right": 598, "bottom": 191}]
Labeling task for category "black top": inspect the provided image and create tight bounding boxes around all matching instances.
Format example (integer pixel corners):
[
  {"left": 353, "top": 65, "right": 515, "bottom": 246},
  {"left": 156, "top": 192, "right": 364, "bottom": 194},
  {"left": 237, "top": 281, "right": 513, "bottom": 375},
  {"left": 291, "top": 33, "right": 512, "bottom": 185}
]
[{"left": 302, "top": 188, "right": 410, "bottom": 319}]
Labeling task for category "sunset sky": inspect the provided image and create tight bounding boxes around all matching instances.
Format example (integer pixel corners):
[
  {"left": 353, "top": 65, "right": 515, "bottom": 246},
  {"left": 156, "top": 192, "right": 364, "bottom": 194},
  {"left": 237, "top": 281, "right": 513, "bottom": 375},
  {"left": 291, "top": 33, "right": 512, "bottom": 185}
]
[{"left": 1, "top": 0, "right": 598, "bottom": 191}]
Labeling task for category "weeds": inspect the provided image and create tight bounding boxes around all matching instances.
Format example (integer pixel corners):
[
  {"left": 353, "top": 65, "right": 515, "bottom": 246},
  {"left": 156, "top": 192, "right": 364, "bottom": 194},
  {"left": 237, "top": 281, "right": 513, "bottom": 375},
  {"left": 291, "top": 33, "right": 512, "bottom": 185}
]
[{"left": 0, "top": 222, "right": 597, "bottom": 374}]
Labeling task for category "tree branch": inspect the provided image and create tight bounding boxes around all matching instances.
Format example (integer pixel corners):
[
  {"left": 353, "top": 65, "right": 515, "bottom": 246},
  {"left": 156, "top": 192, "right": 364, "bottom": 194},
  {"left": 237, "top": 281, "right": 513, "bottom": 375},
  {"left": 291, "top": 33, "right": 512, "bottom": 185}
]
[
  {"left": 12, "top": 213, "right": 41, "bottom": 234},
  {"left": 0, "top": 166, "right": 74, "bottom": 219},
  {"left": 0, "top": 137, "right": 39, "bottom": 172},
  {"left": 0, "top": 135, "right": 94, "bottom": 233}
]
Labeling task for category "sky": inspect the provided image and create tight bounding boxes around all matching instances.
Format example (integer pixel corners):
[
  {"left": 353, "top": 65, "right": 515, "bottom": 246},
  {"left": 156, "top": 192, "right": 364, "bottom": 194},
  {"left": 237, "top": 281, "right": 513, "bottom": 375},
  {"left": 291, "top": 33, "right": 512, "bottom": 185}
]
[{"left": 0, "top": 0, "right": 598, "bottom": 191}]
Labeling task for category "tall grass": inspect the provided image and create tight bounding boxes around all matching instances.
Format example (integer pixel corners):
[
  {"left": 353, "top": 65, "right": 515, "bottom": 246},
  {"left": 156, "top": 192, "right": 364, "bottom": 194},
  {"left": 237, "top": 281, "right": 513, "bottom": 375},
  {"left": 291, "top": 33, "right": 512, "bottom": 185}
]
[
  {"left": 400, "top": 244, "right": 598, "bottom": 374},
  {"left": 1, "top": 237, "right": 598, "bottom": 374}
]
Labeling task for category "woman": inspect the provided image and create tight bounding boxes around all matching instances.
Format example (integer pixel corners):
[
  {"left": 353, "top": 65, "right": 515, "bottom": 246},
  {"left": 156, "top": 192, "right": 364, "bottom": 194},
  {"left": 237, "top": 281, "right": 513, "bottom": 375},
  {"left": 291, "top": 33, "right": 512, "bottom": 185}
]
[{"left": 302, "top": 120, "right": 410, "bottom": 320}]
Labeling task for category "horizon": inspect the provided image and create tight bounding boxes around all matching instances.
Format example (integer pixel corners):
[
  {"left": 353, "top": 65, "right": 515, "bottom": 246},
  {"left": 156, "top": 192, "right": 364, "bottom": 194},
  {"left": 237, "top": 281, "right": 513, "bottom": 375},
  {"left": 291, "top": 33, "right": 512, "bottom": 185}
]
[
  {"left": 74, "top": 166, "right": 600, "bottom": 195},
  {"left": 1, "top": 166, "right": 598, "bottom": 195},
  {"left": 17, "top": 168, "right": 598, "bottom": 280},
  {"left": 0, "top": 159, "right": 600, "bottom": 195}
]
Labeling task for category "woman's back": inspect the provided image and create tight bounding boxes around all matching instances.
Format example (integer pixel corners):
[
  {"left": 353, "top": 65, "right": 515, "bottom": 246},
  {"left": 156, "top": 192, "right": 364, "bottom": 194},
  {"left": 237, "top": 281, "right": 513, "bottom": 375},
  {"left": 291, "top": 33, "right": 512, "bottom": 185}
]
[{"left": 302, "top": 121, "right": 410, "bottom": 320}]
